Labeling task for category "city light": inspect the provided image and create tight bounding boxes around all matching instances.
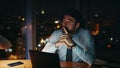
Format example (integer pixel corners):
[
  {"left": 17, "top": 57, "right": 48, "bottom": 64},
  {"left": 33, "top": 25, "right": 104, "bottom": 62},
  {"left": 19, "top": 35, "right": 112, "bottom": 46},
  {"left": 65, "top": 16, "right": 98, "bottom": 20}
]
[
  {"left": 56, "top": 25, "right": 61, "bottom": 29},
  {"left": 110, "top": 37, "right": 113, "bottom": 41},
  {"left": 94, "top": 13, "right": 98, "bottom": 17},
  {"left": 54, "top": 20, "right": 60, "bottom": 24},
  {"left": 37, "top": 44, "right": 41, "bottom": 47},
  {"left": 40, "top": 38, "right": 45, "bottom": 45},
  {"left": 24, "top": 26, "right": 27, "bottom": 29},
  {"left": 5, "top": 48, "right": 13, "bottom": 52},
  {"left": 41, "top": 10, "right": 45, "bottom": 14},
  {"left": 22, "top": 18, "right": 25, "bottom": 21}
]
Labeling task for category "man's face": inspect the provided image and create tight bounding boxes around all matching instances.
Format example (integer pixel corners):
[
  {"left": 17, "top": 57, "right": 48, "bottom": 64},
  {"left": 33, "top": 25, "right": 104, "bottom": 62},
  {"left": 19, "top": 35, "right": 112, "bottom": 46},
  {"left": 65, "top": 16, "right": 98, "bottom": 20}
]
[{"left": 62, "top": 15, "right": 78, "bottom": 32}]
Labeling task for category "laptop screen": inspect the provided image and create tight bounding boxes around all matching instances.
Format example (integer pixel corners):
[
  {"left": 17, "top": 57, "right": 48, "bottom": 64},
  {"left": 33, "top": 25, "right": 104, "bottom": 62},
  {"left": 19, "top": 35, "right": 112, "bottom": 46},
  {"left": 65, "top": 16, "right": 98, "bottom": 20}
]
[{"left": 29, "top": 50, "right": 60, "bottom": 68}]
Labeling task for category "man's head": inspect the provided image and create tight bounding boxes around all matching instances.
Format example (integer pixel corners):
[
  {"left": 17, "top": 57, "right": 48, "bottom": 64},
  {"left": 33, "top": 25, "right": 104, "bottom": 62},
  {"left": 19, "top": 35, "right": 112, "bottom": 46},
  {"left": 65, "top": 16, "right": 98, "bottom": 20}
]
[{"left": 61, "top": 9, "right": 83, "bottom": 33}]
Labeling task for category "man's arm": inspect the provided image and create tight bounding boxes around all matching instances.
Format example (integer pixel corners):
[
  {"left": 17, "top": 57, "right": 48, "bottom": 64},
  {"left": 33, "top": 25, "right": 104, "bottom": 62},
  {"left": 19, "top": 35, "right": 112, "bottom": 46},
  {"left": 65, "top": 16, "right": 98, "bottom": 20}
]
[
  {"left": 42, "top": 42, "right": 57, "bottom": 53},
  {"left": 42, "top": 30, "right": 62, "bottom": 53},
  {"left": 73, "top": 30, "right": 95, "bottom": 65}
]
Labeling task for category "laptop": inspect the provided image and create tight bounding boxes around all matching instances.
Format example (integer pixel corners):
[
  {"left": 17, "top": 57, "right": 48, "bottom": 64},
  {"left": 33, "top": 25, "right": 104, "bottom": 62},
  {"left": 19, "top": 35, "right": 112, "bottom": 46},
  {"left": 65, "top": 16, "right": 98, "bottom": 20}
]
[{"left": 29, "top": 50, "right": 60, "bottom": 68}]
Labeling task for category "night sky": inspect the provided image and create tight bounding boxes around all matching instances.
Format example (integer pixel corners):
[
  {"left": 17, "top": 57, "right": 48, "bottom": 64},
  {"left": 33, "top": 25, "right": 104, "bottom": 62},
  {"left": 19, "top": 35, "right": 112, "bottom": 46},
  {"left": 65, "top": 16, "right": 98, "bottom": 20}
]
[
  {"left": 0, "top": 0, "right": 120, "bottom": 16},
  {"left": 0, "top": 0, "right": 25, "bottom": 16},
  {"left": 0, "top": 0, "right": 120, "bottom": 30}
]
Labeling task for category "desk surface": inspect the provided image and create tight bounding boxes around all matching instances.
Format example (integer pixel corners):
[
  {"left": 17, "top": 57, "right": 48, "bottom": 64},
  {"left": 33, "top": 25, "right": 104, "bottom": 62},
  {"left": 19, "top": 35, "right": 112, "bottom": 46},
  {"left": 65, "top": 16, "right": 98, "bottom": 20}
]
[{"left": 0, "top": 60, "right": 90, "bottom": 68}]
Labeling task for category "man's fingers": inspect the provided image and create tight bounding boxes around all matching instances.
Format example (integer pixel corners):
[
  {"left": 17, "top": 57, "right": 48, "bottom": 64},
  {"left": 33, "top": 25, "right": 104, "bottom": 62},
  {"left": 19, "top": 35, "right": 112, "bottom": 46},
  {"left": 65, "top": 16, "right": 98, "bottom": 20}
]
[{"left": 60, "top": 35, "right": 69, "bottom": 39}]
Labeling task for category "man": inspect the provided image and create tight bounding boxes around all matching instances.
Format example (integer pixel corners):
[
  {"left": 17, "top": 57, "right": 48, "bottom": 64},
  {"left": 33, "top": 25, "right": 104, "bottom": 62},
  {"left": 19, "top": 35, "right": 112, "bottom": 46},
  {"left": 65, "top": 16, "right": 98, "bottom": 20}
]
[{"left": 42, "top": 9, "right": 95, "bottom": 65}]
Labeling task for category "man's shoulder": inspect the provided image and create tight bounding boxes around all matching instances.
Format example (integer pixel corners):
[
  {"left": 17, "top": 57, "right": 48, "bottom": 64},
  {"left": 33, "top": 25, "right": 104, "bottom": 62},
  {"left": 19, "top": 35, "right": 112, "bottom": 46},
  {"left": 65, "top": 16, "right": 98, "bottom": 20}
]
[
  {"left": 53, "top": 29, "right": 62, "bottom": 32},
  {"left": 76, "top": 28, "right": 91, "bottom": 37},
  {"left": 52, "top": 29, "right": 62, "bottom": 34},
  {"left": 78, "top": 28, "right": 89, "bottom": 33}
]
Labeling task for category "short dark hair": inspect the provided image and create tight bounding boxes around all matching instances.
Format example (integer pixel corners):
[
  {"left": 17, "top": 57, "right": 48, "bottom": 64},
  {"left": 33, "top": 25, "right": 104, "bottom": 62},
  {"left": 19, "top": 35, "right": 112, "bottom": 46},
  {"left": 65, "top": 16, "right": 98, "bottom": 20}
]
[
  {"left": 63, "top": 8, "right": 83, "bottom": 23},
  {"left": 62, "top": 8, "right": 85, "bottom": 28}
]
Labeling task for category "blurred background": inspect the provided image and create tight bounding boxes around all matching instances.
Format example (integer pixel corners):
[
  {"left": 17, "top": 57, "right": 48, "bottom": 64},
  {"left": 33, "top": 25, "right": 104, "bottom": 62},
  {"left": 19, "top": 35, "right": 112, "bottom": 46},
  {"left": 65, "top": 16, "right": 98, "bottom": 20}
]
[{"left": 0, "top": 0, "right": 120, "bottom": 66}]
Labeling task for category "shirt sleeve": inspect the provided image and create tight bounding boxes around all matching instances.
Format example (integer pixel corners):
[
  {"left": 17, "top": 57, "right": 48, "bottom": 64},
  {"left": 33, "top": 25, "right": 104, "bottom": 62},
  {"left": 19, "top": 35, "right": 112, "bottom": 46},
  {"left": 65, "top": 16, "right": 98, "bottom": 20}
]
[
  {"left": 42, "top": 42, "right": 57, "bottom": 53},
  {"left": 73, "top": 30, "right": 95, "bottom": 65},
  {"left": 42, "top": 30, "right": 62, "bottom": 53}
]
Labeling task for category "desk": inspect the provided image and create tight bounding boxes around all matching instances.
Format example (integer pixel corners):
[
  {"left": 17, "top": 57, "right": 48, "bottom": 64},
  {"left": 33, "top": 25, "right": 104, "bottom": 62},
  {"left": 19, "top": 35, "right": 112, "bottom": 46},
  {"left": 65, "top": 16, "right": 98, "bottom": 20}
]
[{"left": 0, "top": 60, "right": 90, "bottom": 68}]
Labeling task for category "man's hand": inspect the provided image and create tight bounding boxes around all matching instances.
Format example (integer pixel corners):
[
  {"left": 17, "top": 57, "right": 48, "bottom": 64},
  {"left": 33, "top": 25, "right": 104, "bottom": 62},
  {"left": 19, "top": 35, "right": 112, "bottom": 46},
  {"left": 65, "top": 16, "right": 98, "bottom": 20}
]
[
  {"left": 55, "top": 41, "right": 66, "bottom": 48},
  {"left": 58, "top": 34, "right": 74, "bottom": 48}
]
